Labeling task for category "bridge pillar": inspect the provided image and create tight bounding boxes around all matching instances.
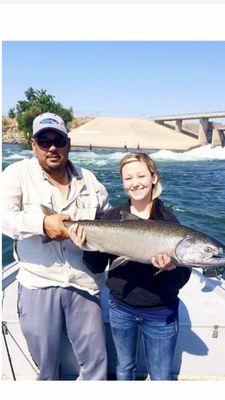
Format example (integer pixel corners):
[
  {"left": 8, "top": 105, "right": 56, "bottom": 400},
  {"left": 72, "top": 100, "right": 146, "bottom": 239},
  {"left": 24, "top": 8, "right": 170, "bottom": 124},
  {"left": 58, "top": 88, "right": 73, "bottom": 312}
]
[
  {"left": 198, "top": 118, "right": 209, "bottom": 145},
  {"left": 211, "top": 128, "right": 225, "bottom": 148},
  {"left": 175, "top": 119, "right": 182, "bottom": 133}
]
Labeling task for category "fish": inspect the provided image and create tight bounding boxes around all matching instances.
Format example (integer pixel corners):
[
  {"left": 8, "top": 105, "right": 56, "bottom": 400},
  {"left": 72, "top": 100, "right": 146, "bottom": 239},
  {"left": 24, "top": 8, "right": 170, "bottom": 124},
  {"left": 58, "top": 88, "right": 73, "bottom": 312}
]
[{"left": 40, "top": 205, "right": 225, "bottom": 276}]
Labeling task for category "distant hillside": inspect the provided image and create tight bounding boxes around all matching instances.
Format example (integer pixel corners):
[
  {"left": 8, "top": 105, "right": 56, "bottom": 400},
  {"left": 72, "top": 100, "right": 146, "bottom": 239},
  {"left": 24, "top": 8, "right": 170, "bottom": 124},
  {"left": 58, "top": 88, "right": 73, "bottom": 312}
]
[
  {"left": 2, "top": 117, "right": 26, "bottom": 143},
  {"left": 2, "top": 116, "right": 93, "bottom": 144}
]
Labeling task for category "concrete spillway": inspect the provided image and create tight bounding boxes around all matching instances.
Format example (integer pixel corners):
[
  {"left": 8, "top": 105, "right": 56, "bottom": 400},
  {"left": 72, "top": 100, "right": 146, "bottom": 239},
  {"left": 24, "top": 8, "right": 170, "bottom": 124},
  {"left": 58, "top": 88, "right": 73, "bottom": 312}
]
[{"left": 68, "top": 117, "right": 199, "bottom": 151}]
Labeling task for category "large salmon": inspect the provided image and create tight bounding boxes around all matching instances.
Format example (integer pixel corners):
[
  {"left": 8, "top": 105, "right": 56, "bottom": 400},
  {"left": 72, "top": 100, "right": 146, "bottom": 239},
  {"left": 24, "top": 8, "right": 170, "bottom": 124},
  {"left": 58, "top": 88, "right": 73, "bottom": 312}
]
[{"left": 41, "top": 205, "right": 225, "bottom": 275}]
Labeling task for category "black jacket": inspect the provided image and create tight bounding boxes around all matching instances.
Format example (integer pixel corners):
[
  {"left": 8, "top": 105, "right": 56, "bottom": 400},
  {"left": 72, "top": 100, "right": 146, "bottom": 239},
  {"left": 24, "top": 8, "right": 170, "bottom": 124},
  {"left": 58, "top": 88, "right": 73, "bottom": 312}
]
[{"left": 83, "top": 199, "right": 191, "bottom": 310}]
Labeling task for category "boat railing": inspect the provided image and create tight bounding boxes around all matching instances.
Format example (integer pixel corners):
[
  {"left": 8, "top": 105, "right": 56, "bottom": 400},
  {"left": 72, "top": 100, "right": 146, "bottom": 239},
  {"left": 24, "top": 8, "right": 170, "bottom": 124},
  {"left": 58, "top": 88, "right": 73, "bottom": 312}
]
[{"left": 2, "top": 262, "right": 20, "bottom": 291}]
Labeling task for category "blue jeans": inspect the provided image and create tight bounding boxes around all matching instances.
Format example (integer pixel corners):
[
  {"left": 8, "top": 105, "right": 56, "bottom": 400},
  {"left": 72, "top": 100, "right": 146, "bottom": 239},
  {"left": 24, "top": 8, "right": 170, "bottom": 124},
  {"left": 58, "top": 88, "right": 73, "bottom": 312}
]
[{"left": 108, "top": 297, "right": 178, "bottom": 380}]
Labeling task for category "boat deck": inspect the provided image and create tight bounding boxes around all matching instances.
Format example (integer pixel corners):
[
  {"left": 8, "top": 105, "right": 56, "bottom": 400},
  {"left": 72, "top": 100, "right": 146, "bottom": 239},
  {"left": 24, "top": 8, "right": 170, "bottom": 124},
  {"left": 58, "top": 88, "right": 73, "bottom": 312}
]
[{"left": 2, "top": 265, "right": 225, "bottom": 380}]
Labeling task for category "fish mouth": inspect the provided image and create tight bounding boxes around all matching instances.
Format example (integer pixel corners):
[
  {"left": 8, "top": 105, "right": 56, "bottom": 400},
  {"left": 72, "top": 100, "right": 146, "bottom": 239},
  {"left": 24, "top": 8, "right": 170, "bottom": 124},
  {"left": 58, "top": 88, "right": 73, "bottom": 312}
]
[{"left": 185, "top": 254, "right": 225, "bottom": 268}]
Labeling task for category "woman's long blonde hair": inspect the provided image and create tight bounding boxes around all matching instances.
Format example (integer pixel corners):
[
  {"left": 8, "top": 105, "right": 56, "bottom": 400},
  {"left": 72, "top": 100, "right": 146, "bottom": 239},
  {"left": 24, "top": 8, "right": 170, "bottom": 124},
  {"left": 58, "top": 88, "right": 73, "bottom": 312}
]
[{"left": 119, "top": 153, "right": 163, "bottom": 200}]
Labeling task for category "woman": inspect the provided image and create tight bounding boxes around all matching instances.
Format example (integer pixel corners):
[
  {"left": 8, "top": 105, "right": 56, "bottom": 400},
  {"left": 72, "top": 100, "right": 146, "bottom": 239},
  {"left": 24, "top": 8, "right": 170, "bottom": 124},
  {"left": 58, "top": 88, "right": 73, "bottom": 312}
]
[{"left": 70, "top": 153, "right": 191, "bottom": 380}]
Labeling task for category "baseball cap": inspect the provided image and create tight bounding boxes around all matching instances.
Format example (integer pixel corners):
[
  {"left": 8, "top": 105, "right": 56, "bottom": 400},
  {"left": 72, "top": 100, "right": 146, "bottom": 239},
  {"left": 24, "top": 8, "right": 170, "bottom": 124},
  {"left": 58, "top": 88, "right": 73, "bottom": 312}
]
[{"left": 33, "top": 112, "right": 68, "bottom": 138}]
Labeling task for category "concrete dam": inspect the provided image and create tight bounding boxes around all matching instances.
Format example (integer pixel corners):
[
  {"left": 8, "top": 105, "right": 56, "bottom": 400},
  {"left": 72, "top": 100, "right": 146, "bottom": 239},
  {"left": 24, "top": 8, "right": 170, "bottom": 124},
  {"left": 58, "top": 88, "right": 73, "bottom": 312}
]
[{"left": 68, "top": 111, "right": 225, "bottom": 151}]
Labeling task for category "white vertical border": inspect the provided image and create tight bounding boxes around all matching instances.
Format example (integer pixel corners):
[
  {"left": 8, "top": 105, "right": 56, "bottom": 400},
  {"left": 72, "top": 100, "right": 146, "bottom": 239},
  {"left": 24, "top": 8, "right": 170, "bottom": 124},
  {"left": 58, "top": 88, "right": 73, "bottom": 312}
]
[{"left": 1, "top": 3, "right": 225, "bottom": 399}]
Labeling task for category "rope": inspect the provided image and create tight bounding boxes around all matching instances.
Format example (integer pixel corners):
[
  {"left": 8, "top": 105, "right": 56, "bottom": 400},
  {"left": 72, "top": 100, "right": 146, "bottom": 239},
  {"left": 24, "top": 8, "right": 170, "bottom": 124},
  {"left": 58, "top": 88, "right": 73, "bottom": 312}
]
[
  {"left": 2, "top": 321, "right": 39, "bottom": 377},
  {"left": 2, "top": 321, "right": 16, "bottom": 380}
]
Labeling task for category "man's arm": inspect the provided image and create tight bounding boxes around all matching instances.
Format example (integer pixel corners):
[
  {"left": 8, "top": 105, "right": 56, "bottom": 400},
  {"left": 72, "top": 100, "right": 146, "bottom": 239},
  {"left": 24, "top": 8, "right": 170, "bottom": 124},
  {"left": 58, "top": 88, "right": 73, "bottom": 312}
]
[
  {"left": 2, "top": 164, "right": 45, "bottom": 239},
  {"left": 2, "top": 164, "right": 70, "bottom": 241}
]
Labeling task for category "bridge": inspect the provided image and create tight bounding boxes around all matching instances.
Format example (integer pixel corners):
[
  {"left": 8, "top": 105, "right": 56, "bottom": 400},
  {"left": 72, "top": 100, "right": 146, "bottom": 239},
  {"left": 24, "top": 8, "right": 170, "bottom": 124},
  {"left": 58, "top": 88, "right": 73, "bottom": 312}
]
[{"left": 152, "top": 111, "right": 225, "bottom": 147}]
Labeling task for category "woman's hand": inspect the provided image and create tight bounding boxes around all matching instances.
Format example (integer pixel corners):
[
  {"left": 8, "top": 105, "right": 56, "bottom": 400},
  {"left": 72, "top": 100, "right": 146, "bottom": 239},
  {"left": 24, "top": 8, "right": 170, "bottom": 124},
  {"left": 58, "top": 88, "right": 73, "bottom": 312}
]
[
  {"left": 68, "top": 223, "right": 86, "bottom": 249},
  {"left": 151, "top": 254, "right": 177, "bottom": 271}
]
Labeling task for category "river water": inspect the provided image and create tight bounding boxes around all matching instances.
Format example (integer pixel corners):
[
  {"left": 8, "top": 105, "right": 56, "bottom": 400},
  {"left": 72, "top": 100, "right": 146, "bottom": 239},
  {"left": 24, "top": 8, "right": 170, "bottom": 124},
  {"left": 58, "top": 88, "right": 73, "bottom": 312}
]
[{"left": 2, "top": 143, "right": 225, "bottom": 279}]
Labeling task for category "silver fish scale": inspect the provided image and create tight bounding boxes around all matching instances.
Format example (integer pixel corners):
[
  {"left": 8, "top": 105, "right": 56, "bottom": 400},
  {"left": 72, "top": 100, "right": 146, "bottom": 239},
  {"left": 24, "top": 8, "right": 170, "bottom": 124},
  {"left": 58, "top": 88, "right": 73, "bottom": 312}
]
[
  {"left": 78, "top": 219, "right": 190, "bottom": 263},
  {"left": 64, "top": 218, "right": 225, "bottom": 267}
]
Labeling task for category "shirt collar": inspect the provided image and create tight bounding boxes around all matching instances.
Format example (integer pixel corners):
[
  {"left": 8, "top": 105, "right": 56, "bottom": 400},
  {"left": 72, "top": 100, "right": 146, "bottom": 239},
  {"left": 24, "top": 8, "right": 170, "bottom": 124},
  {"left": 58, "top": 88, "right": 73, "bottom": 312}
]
[
  {"left": 35, "top": 157, "right": 82, "bottom": 181},
  {"left": 66, "top": 160, "right": 82, "bottom": 179}
]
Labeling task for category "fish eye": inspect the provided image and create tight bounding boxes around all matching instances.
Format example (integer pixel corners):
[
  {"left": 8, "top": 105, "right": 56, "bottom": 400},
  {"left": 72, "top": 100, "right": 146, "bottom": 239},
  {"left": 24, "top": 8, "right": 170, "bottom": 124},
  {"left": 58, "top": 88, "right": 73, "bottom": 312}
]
[{"left": 205, "top": 246, "right": 213, "bottom": 253}]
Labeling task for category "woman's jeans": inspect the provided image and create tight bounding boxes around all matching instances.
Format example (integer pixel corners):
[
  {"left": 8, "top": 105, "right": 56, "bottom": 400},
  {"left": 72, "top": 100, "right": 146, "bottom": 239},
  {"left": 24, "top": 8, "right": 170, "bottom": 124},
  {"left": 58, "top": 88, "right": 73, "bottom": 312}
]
[{"left": 109, "top": 297, "right": 178, "bottom": 381}]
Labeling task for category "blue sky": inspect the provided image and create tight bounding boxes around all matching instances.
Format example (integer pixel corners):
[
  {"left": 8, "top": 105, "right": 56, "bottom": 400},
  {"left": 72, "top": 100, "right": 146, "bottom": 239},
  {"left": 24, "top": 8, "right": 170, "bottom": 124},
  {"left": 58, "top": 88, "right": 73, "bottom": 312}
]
[{"left": 2, "top": 41, "right": 225, "bottom": 118}]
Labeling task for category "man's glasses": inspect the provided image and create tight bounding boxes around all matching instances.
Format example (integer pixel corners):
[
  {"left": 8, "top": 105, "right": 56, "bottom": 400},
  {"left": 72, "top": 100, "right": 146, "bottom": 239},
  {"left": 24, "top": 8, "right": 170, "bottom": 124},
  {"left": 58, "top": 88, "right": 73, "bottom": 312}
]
[{"left": 35, "top": 136, "right": 68, "bottom": 148}]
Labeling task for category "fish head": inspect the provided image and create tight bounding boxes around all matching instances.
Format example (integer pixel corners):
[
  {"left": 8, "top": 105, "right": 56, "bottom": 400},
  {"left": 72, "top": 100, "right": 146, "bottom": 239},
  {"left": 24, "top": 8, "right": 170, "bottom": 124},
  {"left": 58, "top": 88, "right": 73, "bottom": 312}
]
[{"left": 175, "top": 234, "right": 225, "bottom": 268}]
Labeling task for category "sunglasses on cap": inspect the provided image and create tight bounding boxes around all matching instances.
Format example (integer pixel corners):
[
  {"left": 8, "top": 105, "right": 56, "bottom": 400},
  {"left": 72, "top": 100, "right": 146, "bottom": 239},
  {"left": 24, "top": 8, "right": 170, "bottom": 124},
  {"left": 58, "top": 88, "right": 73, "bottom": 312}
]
[{"left": 35, "top": 136, "right": 68, "bottom": 148}]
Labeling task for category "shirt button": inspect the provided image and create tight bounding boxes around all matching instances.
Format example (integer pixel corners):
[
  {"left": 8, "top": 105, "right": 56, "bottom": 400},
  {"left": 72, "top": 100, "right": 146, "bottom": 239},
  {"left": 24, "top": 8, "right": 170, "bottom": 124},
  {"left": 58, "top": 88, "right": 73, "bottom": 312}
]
[{"left": 63, "top": 247, "right": 66, "bottom": 251}]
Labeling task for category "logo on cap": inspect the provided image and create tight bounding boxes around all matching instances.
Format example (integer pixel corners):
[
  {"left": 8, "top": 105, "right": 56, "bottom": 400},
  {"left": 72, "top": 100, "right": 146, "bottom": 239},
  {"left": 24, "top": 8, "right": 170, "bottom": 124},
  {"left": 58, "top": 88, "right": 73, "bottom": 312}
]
[{"left": 40, "top": 118, "right": 59, "bottom": 125}]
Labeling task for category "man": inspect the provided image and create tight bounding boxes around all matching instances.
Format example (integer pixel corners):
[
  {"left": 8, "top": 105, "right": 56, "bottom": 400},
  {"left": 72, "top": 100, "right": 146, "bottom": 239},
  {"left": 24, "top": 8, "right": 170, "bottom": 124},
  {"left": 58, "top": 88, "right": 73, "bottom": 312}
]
[{"left": 2, "top": 112, "right": 111, "bottom": 380}]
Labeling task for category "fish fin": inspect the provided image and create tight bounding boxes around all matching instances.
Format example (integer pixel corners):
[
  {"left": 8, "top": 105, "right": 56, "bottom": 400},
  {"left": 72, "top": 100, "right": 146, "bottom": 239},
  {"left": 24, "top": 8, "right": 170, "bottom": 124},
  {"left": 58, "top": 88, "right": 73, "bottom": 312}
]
[
  {"left": 83, "top": 238, "right": 106, "bottom": 252},
  {"left": 153, "top": 256, "right": 179, "bottom": 276},
  {"left": 154, "top": 269, "right": 164, "bottom": 277},
  {"left": 120, "top": 211, "right": 142, "bottom": 221},
  {"left": 40, "top": 204, "right": 57, "bottom": 216},
  {"left": 109, "top": 256, "right": 130, "bottom": 270}
]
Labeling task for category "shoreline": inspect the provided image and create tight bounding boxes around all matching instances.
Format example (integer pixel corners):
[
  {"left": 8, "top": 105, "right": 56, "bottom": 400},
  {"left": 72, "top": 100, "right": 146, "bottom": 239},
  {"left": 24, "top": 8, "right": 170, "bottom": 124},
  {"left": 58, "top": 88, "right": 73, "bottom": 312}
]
[{"left": 69, "top": 144, "right": 199, "bottom": 152}]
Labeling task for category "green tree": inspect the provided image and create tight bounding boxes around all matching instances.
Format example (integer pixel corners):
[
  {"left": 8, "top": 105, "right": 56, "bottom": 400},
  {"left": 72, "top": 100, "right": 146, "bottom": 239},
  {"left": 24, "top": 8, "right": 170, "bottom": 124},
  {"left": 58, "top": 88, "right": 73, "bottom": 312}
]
[
  {"left": 15, "top": 87, "right": 73, "bottom": 142},
  {"left": 8, "top": 108, "right": 16, "bottom": 118}
]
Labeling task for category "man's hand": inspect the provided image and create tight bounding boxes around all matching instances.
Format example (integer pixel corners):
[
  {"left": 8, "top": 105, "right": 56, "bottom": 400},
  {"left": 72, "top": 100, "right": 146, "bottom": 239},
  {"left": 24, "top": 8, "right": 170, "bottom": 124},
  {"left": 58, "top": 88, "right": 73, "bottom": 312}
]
[
  {"left": 43, "top": 214, "right": 71, "bottom": 240},
  {"left": 68, "top": 223, "right": 86, "bottom": 249},
  {"left": 151, "top": 254, "right": 177, "bottom": 271}
]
